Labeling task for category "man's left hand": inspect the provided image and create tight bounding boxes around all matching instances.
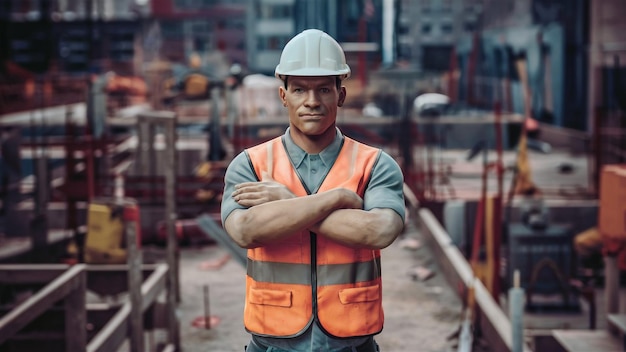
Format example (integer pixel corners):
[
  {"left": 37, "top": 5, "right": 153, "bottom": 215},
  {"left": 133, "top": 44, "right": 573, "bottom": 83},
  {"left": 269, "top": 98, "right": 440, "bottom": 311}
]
[{"left": 232, "top": 171, "right": 295, "bottom": 207}]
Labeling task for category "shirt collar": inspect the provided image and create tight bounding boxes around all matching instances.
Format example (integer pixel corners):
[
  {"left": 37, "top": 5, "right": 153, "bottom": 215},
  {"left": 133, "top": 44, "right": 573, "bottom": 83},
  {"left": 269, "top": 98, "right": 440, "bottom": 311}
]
[{"left": 283, "top": 127, "right": 344, "bottom": 168}]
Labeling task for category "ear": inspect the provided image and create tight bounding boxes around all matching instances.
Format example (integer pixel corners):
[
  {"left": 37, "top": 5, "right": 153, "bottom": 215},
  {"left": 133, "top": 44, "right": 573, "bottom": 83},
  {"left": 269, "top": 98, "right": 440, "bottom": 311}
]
[
  {"left": 279, "top": 86, "right": 287, "bottom": 107},
  {"left": 337, "top": 86, "right": 346, "bottom": 107}
]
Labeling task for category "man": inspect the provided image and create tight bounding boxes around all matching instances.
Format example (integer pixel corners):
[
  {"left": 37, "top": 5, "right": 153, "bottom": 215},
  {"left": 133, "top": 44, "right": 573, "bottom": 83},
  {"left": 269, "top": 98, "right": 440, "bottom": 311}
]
[{"left": 221, "top": 29, "right": 405, "bottom": 352}]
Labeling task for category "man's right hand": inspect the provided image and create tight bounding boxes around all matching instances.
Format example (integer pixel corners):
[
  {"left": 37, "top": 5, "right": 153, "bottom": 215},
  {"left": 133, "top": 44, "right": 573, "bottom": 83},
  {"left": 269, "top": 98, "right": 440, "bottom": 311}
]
[{"left": 331, "top": 188, "right": 363, "bottom": 210}]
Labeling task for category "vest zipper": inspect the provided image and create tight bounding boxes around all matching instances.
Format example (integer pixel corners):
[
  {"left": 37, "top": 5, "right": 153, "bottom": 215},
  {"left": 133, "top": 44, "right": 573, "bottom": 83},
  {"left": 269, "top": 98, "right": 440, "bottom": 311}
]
[{"left": 310, "top": 232, "right": 318, "bottom": 317}]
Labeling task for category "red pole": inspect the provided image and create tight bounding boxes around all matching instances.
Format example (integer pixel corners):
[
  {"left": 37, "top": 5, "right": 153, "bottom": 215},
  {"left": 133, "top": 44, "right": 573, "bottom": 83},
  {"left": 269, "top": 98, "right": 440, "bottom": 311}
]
[
  {"left": 492, "top": 101, "right": 503, "bottom": 299},
  {"left": 494, "top": 102, "right": 503, "bottom": 199},
  {"left": 471, "top": 155, "right": 489, "bottom": 269}
]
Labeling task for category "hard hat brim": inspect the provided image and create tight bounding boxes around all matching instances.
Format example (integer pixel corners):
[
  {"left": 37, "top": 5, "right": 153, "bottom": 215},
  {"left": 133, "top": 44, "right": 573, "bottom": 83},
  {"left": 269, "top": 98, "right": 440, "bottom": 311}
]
[{"left": 275, "top": 67, "right": 350, "bottom": 80}]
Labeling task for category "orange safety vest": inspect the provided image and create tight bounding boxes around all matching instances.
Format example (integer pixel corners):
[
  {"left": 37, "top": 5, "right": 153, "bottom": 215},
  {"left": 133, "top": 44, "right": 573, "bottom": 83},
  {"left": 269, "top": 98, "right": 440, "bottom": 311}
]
[{"left": 244, "top": 135, "right": 384, "bottom": 338}]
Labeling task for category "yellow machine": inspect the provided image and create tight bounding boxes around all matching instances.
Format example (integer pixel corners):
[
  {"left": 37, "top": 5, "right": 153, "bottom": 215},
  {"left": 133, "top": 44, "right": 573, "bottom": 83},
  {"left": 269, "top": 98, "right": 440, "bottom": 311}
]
[{"left": 84, "top": 201, "right": 133, "bottom": 264}]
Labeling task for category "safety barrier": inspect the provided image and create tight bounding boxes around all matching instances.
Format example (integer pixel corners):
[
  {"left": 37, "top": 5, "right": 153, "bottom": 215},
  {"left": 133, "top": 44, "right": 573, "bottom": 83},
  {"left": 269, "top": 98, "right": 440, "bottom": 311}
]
[
  {"left": 0, "top": 263, "right": 175, "bottom": 352},
  {"left": 416, "top": 208, "right": 532, "bottom": 352}
]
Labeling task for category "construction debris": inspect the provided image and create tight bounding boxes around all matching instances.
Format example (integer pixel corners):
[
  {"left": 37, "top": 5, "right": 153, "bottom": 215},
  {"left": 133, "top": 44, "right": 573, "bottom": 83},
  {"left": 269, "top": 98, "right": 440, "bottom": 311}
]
[{"left": 409, "top": 265, "right": 435, "bottom": 281}]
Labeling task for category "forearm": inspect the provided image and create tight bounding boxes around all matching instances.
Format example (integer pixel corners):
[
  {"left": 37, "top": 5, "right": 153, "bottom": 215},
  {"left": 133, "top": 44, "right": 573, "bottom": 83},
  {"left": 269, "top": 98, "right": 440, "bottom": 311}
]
[
  {"left": 225, "top": 190, "right": 343, "bottom": 248},
  {"left": 310, "top": 208, "right": 404, "bottom": 249}
]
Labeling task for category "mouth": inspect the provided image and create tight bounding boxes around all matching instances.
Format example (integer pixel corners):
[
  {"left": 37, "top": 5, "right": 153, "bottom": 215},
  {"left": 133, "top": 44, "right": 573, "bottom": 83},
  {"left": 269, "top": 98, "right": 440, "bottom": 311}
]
[{"left": 300, "top": 113, "right": 324, "bottom": 118}]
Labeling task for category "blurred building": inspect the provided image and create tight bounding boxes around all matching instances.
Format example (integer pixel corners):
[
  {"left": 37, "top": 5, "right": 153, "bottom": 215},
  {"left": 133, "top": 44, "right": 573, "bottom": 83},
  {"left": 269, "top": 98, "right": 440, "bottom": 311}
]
[
  {"left": 3, "top": 0, "right": 621, "bottom": 135},
  {"left": 480, "top": 0, "right": 588, "bottom": 130},
  {"left": 246, "top": 0, "right": 386, "bottom": 76},
  {"left": 441, "top": 0, "right": 590, "bottom": 130},
  {"left": 0, "top": 0, "right": 150, "bottom": 75},
  {"left": 151, "top": 0, "right": 247, "bottom": 72},
  {"left": 396, "top": 0, "right": 483, "bottom": 71},
  {"left": 246, "top": 0, "right": 295, "bottom": 75},
  {"left": 586, "top": 0, "right": 625, "bottom": 133}
]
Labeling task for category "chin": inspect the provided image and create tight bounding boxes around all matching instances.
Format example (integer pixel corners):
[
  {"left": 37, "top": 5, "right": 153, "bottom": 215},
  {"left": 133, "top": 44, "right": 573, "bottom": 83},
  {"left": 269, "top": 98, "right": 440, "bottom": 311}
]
[{"left": 303, "top": 124, "right": 332, "bottom": 135}]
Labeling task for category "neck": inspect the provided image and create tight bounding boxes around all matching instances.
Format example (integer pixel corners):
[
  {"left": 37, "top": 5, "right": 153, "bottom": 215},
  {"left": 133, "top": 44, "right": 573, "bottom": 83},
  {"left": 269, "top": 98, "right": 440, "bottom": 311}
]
[{"left": 289, "top": 128, "right": 336, "bottom": 154}]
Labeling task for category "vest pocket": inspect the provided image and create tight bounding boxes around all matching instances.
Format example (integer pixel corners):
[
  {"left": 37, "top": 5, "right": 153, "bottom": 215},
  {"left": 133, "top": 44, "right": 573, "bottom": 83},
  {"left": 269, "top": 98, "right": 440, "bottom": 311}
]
[
  {"left": 338, "top": 285, "right": 380, "bottom": 304},
  {"left": 249, "top": 288, "right": 293, "bottom": 307}
]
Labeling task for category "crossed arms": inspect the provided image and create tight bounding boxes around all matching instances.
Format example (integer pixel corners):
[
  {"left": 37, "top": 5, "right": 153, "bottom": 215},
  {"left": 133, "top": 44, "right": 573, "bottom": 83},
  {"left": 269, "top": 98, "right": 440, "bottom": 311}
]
[{"left": 223, "top": 171, "right": 404, "bottom": 250}]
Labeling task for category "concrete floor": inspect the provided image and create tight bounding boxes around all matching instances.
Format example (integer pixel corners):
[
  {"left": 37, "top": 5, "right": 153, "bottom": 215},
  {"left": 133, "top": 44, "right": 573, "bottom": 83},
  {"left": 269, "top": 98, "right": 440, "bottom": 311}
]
[{"left": 419, "top": 147, "right": 594, "bottom": 201}]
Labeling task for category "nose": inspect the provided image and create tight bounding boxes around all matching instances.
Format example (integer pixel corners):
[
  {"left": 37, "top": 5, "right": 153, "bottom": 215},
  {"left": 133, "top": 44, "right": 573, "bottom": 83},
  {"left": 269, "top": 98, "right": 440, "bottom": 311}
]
[{"left": 304, "top": 90, "right": 320, "bottom": 108}]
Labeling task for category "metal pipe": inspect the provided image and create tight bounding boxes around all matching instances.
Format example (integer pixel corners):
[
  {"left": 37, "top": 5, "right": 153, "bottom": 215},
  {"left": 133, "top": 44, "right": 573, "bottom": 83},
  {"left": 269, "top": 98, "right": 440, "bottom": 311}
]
[
  {"left": 125, "top": 200, "right": 143, "bottom": 352},
  {"left": 204, "top": 284, "right": 211, "bottom": 330}
]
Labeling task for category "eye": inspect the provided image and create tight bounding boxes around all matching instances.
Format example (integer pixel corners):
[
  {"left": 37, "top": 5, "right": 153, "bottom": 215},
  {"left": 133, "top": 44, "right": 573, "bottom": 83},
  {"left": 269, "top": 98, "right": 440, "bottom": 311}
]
[
  {"left": 292, "top": 87, "right": 304, "bottom": 93},
  {"left": 320, "top": 87, "right": 331, "bottom": 93}
]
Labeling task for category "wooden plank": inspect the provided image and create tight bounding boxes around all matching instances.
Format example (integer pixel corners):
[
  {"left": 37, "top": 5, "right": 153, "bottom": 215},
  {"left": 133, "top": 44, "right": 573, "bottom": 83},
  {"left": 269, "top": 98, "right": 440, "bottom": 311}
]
[
  {"left": 0, "top": 264, "right": 86, "bottom": 344},
  {"left": 86, "top": 303, "right": 130, "bottom": 352},
  {"left": 608, "top": 314, "right": 626, "bottom": 333},
  {"left": 126, "top": 211, "right": 144, "bottom": 352},
  {"left": 0, "top": 263, "right": 168, "bottom": 351},
  {"left": 608, "top": 314, "right": 626, "bottom": 351},
  {"left": 86, "top": 264, "right": 168, "bottom": 352},
  {"left": 163, "top": 113, "right": 181, "bottom": 351},
  {"left": 552, "top": 330, "right": 622, "bottom": 352},
  {"left": 65, "top": 268, "right": 86, "bottom": 352},
  {"left": 161, "top": 344, "right": 176, "bottom": 352},
  {"left": 140, "top": 264, "right": 168, "bottom": 312}
]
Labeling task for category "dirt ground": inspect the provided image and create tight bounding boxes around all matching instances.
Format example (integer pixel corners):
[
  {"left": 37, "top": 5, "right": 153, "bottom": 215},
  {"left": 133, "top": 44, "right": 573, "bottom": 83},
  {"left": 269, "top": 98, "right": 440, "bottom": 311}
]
[{"left": 174, "top": 221, "right": 464, "bottom": 352}]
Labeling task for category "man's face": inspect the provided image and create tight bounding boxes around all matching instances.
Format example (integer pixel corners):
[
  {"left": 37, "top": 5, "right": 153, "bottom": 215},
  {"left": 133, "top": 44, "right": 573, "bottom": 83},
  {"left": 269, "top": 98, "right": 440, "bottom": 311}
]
[{"left": 279, "top": 76, "right": 346, "bottom": 138}]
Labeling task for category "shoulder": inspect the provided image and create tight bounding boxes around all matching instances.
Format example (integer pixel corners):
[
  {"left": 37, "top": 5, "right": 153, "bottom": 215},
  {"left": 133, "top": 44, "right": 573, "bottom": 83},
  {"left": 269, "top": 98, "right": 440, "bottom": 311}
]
[
  {"left": 368, "top": 151, "right": 403, "bottom": 188},
  {"left": 374, "top": 151, "right": 402, "bottom": 173},
  {"left": 379, "top": 149, "right": 400, "bottom": 163},
  {"left": 225, "top": 151, "right": 258, "bottom": 182},
  {"left": 227, "top": 150, "right": 250, "bottom": 170}
]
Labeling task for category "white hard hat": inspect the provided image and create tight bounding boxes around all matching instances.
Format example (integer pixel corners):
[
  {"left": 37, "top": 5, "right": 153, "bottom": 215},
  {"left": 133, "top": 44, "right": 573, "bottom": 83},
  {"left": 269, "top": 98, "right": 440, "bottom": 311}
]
[
  {"left": 414, "top": 93, "right": 451, "bottom": 113},
  {"left": 275, "top": 29, "right": 351, "bottom": 80}
]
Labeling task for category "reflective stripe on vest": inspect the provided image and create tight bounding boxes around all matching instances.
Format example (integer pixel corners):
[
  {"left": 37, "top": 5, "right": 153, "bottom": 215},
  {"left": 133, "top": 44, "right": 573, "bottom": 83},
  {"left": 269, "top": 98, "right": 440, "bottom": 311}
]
[
  {"left": 247, "top": 256, "right": 382, "bottom": 285},
  {"left": 243, "top": 135, "right": 384, "bottom": 338}
]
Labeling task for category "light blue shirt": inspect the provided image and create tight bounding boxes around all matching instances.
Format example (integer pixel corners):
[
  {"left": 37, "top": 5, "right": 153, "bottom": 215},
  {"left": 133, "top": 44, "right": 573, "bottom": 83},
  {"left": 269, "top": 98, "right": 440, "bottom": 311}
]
[{"left": 221, "top": 127, "right": 405, "bottom": 351}]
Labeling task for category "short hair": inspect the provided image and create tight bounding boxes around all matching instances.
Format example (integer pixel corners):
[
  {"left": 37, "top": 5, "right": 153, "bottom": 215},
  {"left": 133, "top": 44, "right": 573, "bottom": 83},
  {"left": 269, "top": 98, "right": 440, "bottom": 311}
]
[{"left": 283, "top": 76, "right": 342, "bottom": 90}]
